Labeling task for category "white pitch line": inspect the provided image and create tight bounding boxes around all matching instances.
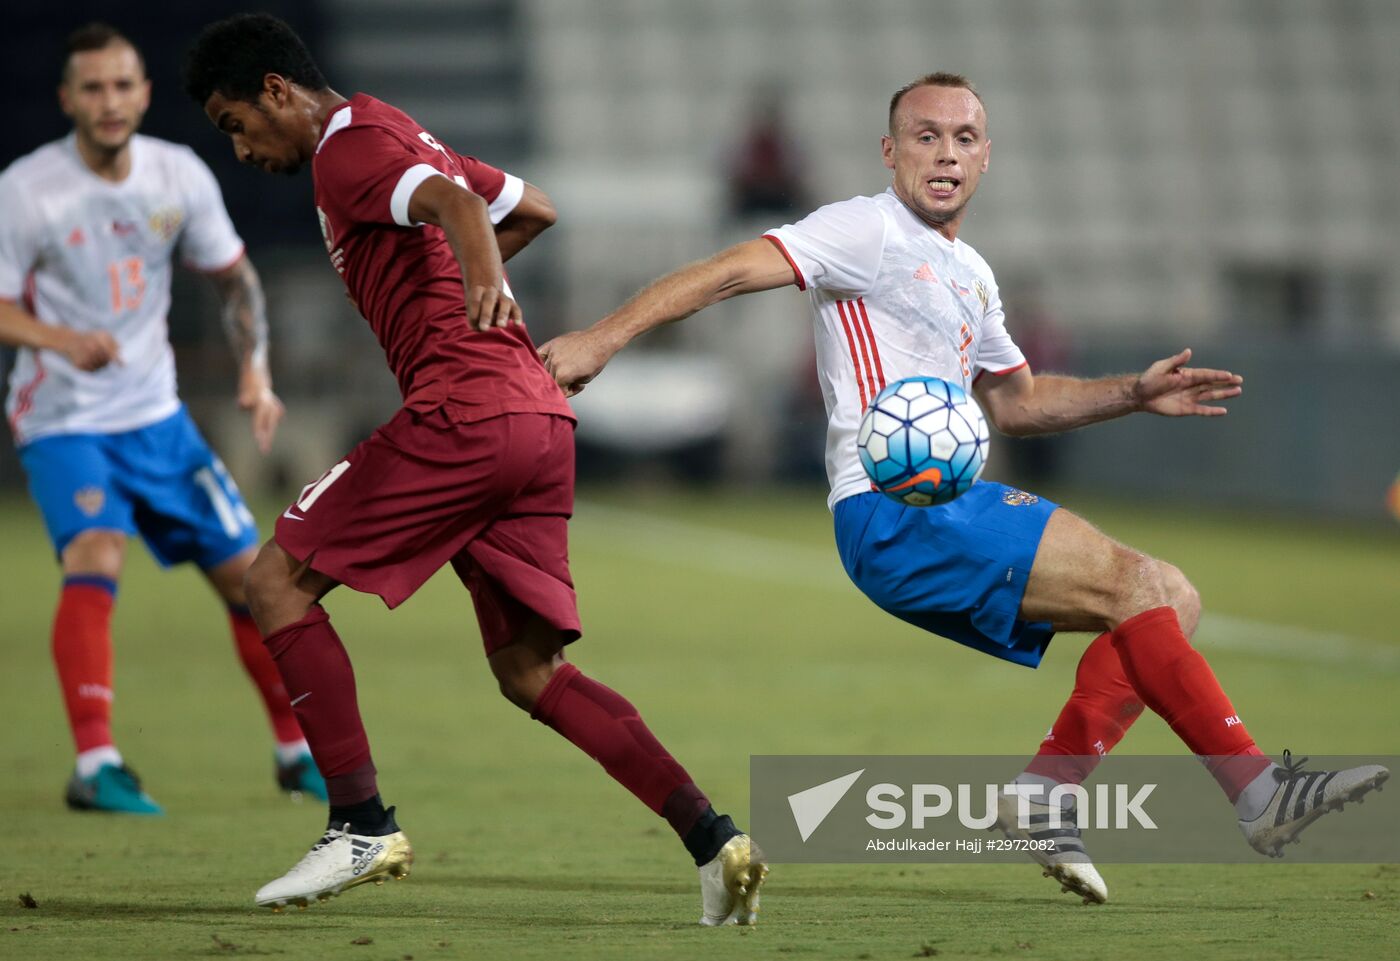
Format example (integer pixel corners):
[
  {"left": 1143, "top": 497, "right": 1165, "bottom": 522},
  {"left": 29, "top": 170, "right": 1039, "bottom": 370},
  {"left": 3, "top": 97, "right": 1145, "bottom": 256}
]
[
  {"left": 573, "top": 500, "right": 844, "bottom": 591},
  {"left": 1194, "top": 612, "right": 1400, "bottom": 671},
  {"left": 573, "top": 500, "right": 1400, "bottom": 673}
]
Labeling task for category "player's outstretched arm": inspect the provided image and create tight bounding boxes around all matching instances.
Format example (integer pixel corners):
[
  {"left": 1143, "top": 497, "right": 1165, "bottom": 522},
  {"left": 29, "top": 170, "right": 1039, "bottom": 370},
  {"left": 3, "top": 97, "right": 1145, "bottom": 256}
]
[
  {"left": 0, "top": 298, "right": 119, "bottom": 371},
  {"left": 975, "top": 348, "right": 1243, "bottom": 437},
  {"left": 538, "top": 238, "right": 797, "bottom": 396},
  {"left": 408, "top": 174, "right": 520, "bottom": 331},
  {"left": 209, "top": 255, "right": 284, "bottom": 454},
  {"left": 494, "top": 182, "right": 556, "bottom": 263}
]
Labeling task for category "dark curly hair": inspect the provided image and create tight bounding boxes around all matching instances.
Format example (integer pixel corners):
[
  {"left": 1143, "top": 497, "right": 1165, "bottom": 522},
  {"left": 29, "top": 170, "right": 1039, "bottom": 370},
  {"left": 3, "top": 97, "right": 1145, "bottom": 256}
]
[{"left": 184, "top": 13, "right": 326, "bottom": 105}]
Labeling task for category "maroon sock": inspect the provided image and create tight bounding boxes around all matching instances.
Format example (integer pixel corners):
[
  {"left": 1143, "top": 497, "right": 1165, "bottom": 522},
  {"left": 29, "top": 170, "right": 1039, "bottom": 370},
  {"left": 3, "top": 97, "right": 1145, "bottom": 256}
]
[
  {"left": 263, "top": 605, "right": 377, "bottom": 805},
  {"left": 1111, "top": 606, "right": 1269, "bottom": 800},
  {"left": 531, "top": 663, "right": 711, "bottom": 837},
  {"left": 1026, "top": 631, "right": 1144, "bottom": 785}
]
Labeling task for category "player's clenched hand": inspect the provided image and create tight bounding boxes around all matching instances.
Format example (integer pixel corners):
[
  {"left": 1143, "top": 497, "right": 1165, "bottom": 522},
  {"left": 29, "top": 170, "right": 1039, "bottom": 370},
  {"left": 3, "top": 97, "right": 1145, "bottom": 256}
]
[
  {"left": 238, "top": 367, "right": 286, "bottom": 454},
  {"left": 59, "top": 329, "right": 120, "bottom": 372},
  {"left": 1133, "top": 347, "right": 1243, "bottom": 417},
  {"left": 466, "top": 284, "right": 523, "bottom": 331},
  {"left": 537, "top": 329, "right": 618, "bottom": 397}
]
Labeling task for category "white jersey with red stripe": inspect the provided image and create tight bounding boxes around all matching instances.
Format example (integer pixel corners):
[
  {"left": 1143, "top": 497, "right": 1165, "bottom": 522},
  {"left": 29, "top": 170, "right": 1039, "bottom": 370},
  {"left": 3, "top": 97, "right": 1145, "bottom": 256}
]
[
  {"left": 0, "top": 134, "right": 245, "bottom": 445},
  {"left": 764, "top": 188, "right": 1027, "bottom": 510}
]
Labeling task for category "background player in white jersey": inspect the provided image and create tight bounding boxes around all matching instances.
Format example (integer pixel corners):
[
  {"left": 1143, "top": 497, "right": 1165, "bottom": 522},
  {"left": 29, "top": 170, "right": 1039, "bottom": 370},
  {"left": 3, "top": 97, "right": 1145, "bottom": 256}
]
[
  {"left": 0, "top": 23, "right": 326, "bottom": 814},
  {"left": 541, "top": 72, "right": 1387, "bottom": 903}
]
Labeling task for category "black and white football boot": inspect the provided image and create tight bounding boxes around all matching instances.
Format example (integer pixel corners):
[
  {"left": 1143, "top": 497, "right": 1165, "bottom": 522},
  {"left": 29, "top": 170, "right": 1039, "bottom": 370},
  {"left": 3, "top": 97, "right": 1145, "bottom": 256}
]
[
  {"left": 995, "top": 791, "right": 1107, "bottom": 905},
  {"left": 1238, "top": 750, "right": 1389, "bottom": 857}
]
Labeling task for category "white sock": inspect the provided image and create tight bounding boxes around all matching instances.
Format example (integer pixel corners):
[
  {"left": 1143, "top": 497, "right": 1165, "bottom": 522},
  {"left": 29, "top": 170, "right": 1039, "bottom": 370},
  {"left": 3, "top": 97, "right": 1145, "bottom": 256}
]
[
  {"left": 1013, "top": 772, "right": 1077, "bottom": 809},
  {"left": 76, "top": 745, "right": 123, "bottom": 779},
  {"left": 1234, "top": 763, "right": 1282, "bottom": 821},
  {"left": 275, "top": 739, "right": 311, "bottom": 765}
]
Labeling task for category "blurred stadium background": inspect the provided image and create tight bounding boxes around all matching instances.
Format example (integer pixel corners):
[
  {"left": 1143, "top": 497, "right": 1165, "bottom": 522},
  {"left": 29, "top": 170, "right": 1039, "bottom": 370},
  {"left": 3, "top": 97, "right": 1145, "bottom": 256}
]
[{"left": 4, "top": 0, "right": 1399, "bottom": 520}]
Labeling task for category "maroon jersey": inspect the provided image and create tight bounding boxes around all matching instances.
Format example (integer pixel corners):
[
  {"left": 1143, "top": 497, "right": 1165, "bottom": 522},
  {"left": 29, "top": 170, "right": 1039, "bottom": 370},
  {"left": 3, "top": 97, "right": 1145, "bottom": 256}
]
[{"left": 312, "top": 94, "right": 572, "bottom": 421}]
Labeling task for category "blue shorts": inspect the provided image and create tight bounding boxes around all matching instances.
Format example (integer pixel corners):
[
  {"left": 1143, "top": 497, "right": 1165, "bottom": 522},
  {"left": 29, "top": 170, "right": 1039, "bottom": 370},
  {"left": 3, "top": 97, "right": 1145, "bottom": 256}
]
[
  {"left": 18, "top": 407, "right": 259, "bottom": 570},
  {"left": 834, "top": 483, "right": 1058, "bottom": 668}
]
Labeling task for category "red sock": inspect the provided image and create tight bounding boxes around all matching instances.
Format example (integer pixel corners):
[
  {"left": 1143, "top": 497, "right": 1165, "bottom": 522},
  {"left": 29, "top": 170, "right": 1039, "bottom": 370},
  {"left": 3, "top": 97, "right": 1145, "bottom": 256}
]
[
  {"left": 263, "top": 605, "right": 377, "bottom": 805},
  {"left": 532, "top": 663, "right": 711, "bottom": 837},
  {"left": 229, "top": 605, "right": 304, "bottom": 745},
  {"left": 1111, "top": 606, "right": 1269, "bottom": 800},
  {"left": 52, "top": 577, "right": 117, "bottom": 753},
  {"left": 1026, "top": 631, "right": 1144, "bottom": 784}
]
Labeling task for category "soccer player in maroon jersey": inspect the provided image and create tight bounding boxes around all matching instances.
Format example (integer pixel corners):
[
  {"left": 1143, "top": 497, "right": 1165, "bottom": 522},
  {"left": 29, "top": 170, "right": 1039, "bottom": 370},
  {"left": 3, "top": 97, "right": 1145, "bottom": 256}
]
[{"left": 183, "top": 14, "right": 765, "bottom": 922}]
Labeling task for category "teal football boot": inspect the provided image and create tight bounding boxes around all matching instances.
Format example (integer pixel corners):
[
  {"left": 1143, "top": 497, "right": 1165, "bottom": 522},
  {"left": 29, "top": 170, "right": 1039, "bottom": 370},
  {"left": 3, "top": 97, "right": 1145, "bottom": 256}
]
[
  {"left": 65, "top": 763, "right": 164, "bottom": 815},
  {"left": 276, "top": 750, "right": 329, "bottom": 801}
]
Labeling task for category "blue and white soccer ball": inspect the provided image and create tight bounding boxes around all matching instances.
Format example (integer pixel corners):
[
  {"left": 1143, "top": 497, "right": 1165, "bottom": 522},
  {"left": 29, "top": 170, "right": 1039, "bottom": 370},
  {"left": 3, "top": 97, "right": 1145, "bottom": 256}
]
[{"left": 857, "top": 376, "right": 990, "bottom": 507}]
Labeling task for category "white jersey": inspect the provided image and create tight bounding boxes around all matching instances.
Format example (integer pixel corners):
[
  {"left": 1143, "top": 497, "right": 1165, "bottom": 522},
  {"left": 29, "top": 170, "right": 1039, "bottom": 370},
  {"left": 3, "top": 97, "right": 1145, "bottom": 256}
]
[
  {"left": 765, "top": 188, "right": 1027, "bottom": 510},
  {"left": 0, "top": 133, "right": 245, "bottom": 445}
]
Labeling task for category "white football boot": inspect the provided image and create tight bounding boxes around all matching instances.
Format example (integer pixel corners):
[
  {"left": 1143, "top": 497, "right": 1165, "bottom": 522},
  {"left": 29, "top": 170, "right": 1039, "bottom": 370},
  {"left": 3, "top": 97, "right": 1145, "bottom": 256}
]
[
  {"left": 698, "top": 834, "right": 769, "bottom": 926},
  {"left": 995, "top": 791, "right": 1107, "bottom": 905},
  {"left": 1239, "top": 751, "right": 1389, "bottom": 857},
  {"left": 255, "top": 819, "right": 414, "bottom": 911}
]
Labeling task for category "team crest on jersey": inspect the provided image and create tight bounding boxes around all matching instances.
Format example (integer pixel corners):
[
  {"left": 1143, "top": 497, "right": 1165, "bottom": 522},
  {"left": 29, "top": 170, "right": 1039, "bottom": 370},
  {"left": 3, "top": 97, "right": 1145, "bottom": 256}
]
[
  {"left": 74, "top": 486, "right": 105, "bottom": 517},
  {"left": 148, "top": 207, "right": 184, "bottom": 242},
  {"left": 1002, "top": 489, "right": 1039, "bottom": 507},
  {"left": 973, "top": 280, "right": 988, "bottom": 309}
]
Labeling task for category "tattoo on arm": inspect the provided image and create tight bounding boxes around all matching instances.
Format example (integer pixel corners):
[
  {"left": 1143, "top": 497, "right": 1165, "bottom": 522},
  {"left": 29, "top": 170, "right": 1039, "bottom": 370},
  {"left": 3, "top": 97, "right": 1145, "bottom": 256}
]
[{"left": 215, "top": 257, "right": 269, "bottom": 373}]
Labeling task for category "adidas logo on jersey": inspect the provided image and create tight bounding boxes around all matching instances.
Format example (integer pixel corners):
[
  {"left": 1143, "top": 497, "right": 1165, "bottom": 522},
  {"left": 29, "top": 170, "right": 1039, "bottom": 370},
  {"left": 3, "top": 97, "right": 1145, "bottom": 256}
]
[{"left": 913, "top": 262, "right": 938, "bottom": 282}]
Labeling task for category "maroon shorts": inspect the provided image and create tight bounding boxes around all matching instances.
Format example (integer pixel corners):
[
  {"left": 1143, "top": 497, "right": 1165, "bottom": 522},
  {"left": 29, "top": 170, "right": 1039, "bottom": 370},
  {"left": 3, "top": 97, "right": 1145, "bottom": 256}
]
[{"left": 275, "top": 409, "right": 580, "bottom": 655}]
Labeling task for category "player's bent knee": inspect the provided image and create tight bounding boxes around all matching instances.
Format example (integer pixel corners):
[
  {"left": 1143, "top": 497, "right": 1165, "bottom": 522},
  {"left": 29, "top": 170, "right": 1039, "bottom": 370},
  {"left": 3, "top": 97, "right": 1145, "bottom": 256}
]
[
  {"left": 243, "top": 541, "right": 297, "bottom": 617},
  {"left": 1159, "top": 562, "right": 1201, "bottom": 637},
  {"left": 493, "top": 663, "right": 551, "bottom": 712},
  {"left": 60, "top": 529, "right": 125, "bottom": 579},
  {"left": 1105, "top": 548, "right": 1170, "bottom": 626},
  {"left": 495, "top": 674, "right": 536, "bottom": 712},
  {"left": 489, "top": 648, "right": 566, "bottom": 713},
  {"left": 207, "top": 548, "right": 257, "bottom": 607}
]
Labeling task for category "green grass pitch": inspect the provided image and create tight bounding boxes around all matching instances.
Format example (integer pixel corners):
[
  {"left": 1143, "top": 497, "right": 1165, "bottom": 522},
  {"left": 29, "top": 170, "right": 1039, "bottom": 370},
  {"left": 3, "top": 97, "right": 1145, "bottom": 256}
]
[{"left": 2, "top": 487, "right": 1397, "bottom": 960}]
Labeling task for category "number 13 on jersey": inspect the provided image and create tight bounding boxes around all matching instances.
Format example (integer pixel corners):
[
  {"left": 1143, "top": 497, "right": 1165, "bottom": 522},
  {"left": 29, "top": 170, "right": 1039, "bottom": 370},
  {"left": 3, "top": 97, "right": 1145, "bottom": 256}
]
[{"left": 107, "top": 256, "right": 146, "bottom": 313}]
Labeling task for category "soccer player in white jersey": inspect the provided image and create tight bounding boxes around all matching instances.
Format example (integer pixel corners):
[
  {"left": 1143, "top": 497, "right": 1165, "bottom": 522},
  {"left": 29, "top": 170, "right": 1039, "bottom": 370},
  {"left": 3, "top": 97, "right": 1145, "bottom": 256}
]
[
  {"left": 0, "top": 23, "right": 327, "bottom": 814},
  {"left": 541, "top": 73, "right": 1387, "bottom": 903}
]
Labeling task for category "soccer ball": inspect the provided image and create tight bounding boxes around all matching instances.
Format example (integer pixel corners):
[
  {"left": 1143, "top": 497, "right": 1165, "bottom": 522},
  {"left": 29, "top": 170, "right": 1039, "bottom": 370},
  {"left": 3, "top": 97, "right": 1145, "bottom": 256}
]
[{"left": 857, "top": 376, "right": 989, "bottom": 507}]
